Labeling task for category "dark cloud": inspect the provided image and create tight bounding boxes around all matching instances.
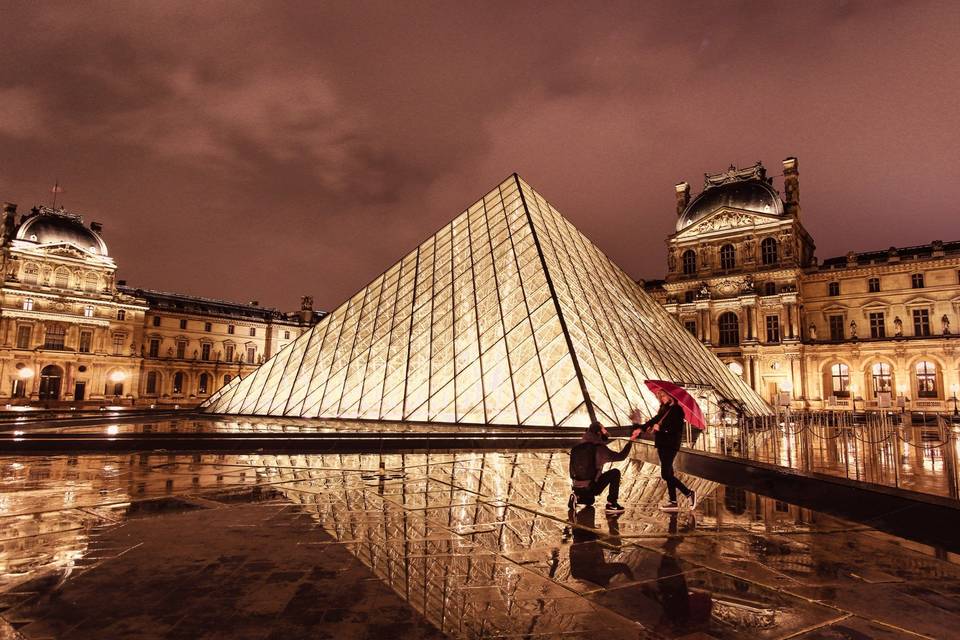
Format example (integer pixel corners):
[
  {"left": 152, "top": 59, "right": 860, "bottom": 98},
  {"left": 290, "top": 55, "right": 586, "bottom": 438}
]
[{"left": 1, "top": 1, "right": 958, "bottom": 311}]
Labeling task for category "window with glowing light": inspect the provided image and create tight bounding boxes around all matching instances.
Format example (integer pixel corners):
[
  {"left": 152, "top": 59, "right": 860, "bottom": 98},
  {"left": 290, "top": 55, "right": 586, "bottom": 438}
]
[
  {"left": 871, "top": 362, "right": 892, "bottom": 395},
  {"left": 915, "top": 360, "right": 938, "bottom": 398},
  {"left": 830, "top": 363, "right": 850, "bottom": 397}
]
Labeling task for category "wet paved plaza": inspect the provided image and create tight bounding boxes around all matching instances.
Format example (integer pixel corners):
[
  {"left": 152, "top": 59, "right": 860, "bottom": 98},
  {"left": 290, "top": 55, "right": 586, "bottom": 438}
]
[{"left": 2, "top": 421, "right": 960, "bottom": 638}]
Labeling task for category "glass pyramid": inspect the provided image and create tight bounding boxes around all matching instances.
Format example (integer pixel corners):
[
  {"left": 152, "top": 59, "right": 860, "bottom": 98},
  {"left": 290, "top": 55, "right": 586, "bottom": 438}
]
[{"left": 202, "top": 175, "right": 770, "bottom": 425}]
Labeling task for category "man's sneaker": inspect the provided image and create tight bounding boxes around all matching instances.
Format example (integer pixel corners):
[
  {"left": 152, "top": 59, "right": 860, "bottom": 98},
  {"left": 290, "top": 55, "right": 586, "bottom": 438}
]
[
  {"left": 605, "top": 502, "right": 626, "bottom": 514},
  {"left": 659, "top": 501, "right": 679, "bottom": 512},
  {"left": 686, "top": 491, "right": 698, "bottom": 510},
  {"left": 567, "top": 493, "right": 577, "bottom": 511}
]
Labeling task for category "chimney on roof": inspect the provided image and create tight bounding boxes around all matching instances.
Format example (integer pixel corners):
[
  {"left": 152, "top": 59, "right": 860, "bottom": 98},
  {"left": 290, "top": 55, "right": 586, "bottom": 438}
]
[
  {"left": 250, "top": 300, "right": 259, "bottom": 307},
  {"left": 90, "top": 222, "right": 103, "bottom": 233},
  {"left": 299, "top": 295, "right": 314, "bottom": 324},
  {"left": 782, "top": 157, "right": 800, "bottom": 217},
  {"left": 675, "top": 182, "right": 690, "bottom": 217},
  {"left": 117, "top": 279, "right": 127, "bottom": 286},
  {"left": 1, "top": 202, "right": 16, "bottom": 244}
]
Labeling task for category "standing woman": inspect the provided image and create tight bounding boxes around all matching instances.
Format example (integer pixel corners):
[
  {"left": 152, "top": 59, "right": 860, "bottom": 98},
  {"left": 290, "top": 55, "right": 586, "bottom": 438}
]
[{"left": 631, "top": 391, "right": 697, "bottom": 512}]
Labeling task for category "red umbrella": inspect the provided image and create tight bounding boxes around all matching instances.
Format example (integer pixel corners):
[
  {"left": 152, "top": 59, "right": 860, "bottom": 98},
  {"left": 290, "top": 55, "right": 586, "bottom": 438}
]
[{"left": 644, "top": 380, "right": 707, "bottom": 430}]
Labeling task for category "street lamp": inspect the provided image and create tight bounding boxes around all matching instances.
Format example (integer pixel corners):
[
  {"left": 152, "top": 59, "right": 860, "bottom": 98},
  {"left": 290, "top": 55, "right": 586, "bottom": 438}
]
[
  {"left": 896, "top": 383, "right": 908, "bottom": 416},
  {"left": 109, "top": 370, "right": 127, "bottom": 383},
  {"left": 17, "top": 367, "right": 34, "bottom": 380},
  {"left": 951, "top": 382, "right": 959, "bottom": 417},
  {"left": 849, "top": 382, "right": 859, "bottom": 415}
]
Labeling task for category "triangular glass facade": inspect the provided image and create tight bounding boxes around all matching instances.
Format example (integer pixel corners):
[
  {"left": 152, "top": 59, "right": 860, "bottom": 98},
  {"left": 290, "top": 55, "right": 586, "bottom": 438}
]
[{"left": 202, "top": 175, "right": 769, "bottom": 425}]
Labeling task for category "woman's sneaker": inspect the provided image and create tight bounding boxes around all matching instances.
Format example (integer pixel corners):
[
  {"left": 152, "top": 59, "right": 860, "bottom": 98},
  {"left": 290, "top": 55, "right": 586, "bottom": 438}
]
[
  {"left": 605, "top": 502, "right": 626, "bottom": 514},
  {"left": 686, "top": 491, "right": 698, "bottom": 510},
  {"left": 659, "top": 500, "right": 679, "bottom": 512}
]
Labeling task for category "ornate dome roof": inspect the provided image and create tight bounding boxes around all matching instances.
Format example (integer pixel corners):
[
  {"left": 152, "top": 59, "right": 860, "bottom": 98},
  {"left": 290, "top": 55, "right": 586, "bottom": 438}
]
[
  {"left": 676, "top": 164, "right": 784, "bottom": 232},
  {"left": 15, "top": 208, "right": 108, "bottom": 256}
]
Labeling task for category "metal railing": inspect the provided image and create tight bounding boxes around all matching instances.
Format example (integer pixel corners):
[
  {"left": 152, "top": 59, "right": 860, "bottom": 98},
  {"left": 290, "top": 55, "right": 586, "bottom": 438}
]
[{"left": 682, "top": 410, "right": 960, "bottom": 502}]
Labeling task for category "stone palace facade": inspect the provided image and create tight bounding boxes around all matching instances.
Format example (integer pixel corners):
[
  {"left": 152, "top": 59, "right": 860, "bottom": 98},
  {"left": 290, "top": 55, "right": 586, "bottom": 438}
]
[
  {"left": 644, "top": 159, "right": 960, "bottom": 413},
  {"left": 0, "top": 201, "right": 323, "bottom": 407}
]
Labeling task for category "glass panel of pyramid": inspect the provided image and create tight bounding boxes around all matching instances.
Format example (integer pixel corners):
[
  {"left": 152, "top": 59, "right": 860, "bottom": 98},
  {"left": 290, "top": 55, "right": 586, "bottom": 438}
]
[{"left": 202, "top": 174, "right": 770, "bottom": 425}]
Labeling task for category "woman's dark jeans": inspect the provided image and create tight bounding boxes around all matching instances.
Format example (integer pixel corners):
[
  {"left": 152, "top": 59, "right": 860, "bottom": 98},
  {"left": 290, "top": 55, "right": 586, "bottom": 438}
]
[{"left": 657, "top": 447, "right": 691, "bottom": 502}]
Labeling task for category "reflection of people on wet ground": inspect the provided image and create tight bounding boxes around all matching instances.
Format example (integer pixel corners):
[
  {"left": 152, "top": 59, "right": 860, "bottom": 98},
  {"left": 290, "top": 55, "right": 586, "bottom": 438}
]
[
  {"left": 568, "top": 421, "right": 639, "bottom": 514},
  {"left": 651, "top": 514, "right": 711, "bottom": 632},
  {"left": 568, "top": 506, "right": 634, "bottom": 588}
]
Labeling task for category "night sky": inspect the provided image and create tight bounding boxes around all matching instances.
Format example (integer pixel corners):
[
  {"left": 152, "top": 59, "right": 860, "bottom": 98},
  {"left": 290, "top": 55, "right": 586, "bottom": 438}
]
[{"left": 2, "top": 1, "right": 958, "bottom": 313}]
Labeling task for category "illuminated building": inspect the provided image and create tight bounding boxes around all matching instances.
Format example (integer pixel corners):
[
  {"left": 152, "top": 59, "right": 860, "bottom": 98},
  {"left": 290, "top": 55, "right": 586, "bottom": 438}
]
[
  {"left": 645, "top": 158, "right": 960, "bottom": 411},
  {"left": 0, "top": 203, "right": 322, "bottom": 405},
  {"left": 204, "top": 175, "right": 768, "bottom": 425}
]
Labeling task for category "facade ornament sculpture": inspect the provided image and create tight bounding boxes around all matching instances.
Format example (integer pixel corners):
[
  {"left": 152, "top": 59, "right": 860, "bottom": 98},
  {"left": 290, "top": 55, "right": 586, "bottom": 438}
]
[
  {"left": 849, "top": 319, "right": 857, "bottom": 339},
  {"left": 894, "top": 316, "right": 903, "bottom": 336},
  {"left": 808, "top": 323, "right": 817, "bottom": 340},
  {"left": 942, "top": 314, "right": 951, "bottom": 335}
]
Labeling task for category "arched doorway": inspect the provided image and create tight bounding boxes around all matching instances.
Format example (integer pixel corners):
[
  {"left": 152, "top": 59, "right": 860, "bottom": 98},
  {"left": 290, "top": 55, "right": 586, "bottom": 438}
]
[{"left": 39, "top": 364, "right": 63, "bottom": 400}]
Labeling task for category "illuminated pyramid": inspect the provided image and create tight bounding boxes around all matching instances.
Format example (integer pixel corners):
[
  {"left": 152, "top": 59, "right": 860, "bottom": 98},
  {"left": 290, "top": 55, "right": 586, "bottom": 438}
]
[{"left": 202, "top": 175, "right": 769, "bottom": 425}]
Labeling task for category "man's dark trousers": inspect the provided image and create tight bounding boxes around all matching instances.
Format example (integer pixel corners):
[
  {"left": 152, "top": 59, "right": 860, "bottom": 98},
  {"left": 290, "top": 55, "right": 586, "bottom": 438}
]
[{"left": 574, "top": 469, "right": 621, "bottom": 505}]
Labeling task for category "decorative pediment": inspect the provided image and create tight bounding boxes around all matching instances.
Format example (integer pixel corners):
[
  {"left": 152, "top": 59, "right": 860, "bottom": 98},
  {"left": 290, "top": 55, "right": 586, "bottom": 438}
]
[
  {"left": 674, "top": 208, "right": 780, "bottom": 239},
  {"left": 45, "top": 244, "right": 88, "bottom": 259}
]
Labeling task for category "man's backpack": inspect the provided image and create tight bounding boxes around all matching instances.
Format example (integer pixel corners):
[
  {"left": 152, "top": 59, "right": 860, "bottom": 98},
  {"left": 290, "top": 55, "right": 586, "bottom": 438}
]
[{"left": 569, "top": 443, "right": 598, "bottom": 482}]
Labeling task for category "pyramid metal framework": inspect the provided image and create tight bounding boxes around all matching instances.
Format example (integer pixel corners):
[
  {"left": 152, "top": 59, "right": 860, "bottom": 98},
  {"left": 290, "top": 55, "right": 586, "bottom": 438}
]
[{"left": 202, "top": 175, "right": 769, "bottom": 425}]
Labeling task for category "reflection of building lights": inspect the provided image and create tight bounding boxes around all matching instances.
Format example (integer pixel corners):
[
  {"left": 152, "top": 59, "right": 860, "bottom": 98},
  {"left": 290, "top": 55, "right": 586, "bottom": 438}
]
[
  {"left": 17, "top": 367, "right": 34, "bottom": 379},
  {"left": 109, "top": 370, "right": 126, "bottom": 383},
  {"left": 105, "top": 425, "right": 119, "bottom": 436}
]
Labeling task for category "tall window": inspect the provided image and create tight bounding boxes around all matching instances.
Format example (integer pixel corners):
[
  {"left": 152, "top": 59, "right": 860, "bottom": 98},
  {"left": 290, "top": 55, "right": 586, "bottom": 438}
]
[
  {"left": 55, "top": 268, "right": 69, "bottom": 289},
  {"left": 830, "top": 363, "right": 850, "bottom": 397},
  {"left": 79, "top": 330, "right": 92, "bottom": 353},
  {"left": 683, "top": 320, "right": 697, "bottom": 336},
  {"left": 719, "top": 244, "right": 735, "bottom": 270},
  {"left": 198, "top": 373, "right": 209, "bottom": 395},
  {"left": 112, "top": 334, "right": 125, "bottom": 355},
  {"left": 146, "top": 371, "right": 158, "bottom": 394},
  {"left": 204, "top": 322, "right": 212, "bottom": 332},
  {"left": 718, "top": 312, "right": 739, "bottom": 346},
  {"left": 682, "top": 250, "right": 696, "bottom": 275},
  {"left": 23, "top": 264, "right": 38, "bottom": 285},
  {"left": 916, "top": 360, "right": 937, "bottom": 398},
  {"left": 173, "top": 372, "right": 185, "bottom": 394},
  {"left": 871, "top": 362, "right": 892, "bottom": 395},
  {"left": 117, "top": 309, "right": 126, "bottom": 320},
  {"left": 284, "top": 331, "right": 291, "bottom": 340},
  {"left": 764, "top": 282, "right": 777, "bottom": 296},
  {"left": 868, "top": 277, "right": 880, "bottom": 293},
  {"left": 828, "top": 282, "right": 840, "bottom": 296},
  {"left": 83, "top": 305, "right": 94, "bottom": 318},
  {"left": 176, "top": 341, "right": 186, "bottom": 359},
  {"left": 249, "top": 327, "right": 256, "bottom": 337},
  {"left": 201, "top": 343, "right": 211, "bottom": 361},
  {"left": 225, "top": 344, "right": 235, "bottom": 362},
  {"left": 179, "top": 319, "right": 187, "bottom": 330},
  {"left": 149, "top": 338, "right": 160, "bottom": 358},
  {"left": 152, "top": 316, "right": 161, "bottom": 327},
  {"left": 247, "top": 347, "right": 256, "bottom": 363},
  {"left": 23, "top": 298, "right": 34, "bottom": 311},
  {"left": 84, "top": 274, "right": 99, "bottom": 292},
  {"left": 829, "top": 315, "right": 845, "bottom": 341},
  {"left": 44, "top": 325, "right": 66, "bottom": 350},
  {"left": 911, "top": 273, "right": 924, "bottom": 289},
  {"left": 16, "top": 325, "right": 31, "bottom": 349},
  {"left": 761, "top": 238, "right": 778, "bottom": 265},
  {"left": 228, "top": 324, "right": 235, "bottom": 335},
  {"left": 869, "top": 312, "right": 885, "bottom": 338},
  {"left": 765, "top": 315, "right": 781, "bottom": 343},
  {"left": 913, "top": 309, "right": 931, "bottom": 336}
]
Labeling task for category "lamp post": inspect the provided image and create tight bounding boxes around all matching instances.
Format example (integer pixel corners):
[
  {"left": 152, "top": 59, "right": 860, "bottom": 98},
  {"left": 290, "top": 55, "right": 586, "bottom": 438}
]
[
  {"left": 951, "top": 383, "right": 959, "bottom": 417},
  {"left": 896, "top": 383, "right": 907, "bottom": 417},
  {"left": 849, "top": 382, "right": 859, "bottom": 418}
]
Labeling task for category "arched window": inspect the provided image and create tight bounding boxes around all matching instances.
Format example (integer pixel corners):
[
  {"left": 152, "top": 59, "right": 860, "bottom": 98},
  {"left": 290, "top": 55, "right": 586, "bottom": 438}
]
[
  {"left": 54, "top": 268, "right": 70, "bottom": 289},
  {"left": 22, "top": 298, "right": 34, "bottom": 311},
  {"left": 146, "top": 371, "right": 159, "bottom": 395},
  {"left": 23, "top": 264, "right": 39, "bottom": 285},
  {"left": 198, "top": 373, "right": 210, "bottom": 395},
  {"left": 831, "top": 363, "right": 850, "bottom": 397},
  {"left": 871, "top": 362, "right": 892, "bottom": 395},
  {"left": 764, "top": 282, "right": 777, "bottom": 296},
  {"left": 915, "top": 361, "right": 938, "bottom": 398},
  {"left": 682, "top": 250, "right": 696, "bottom": 275},
  {"left": 761, "top": 238, "right": 779, "bottom": 265},
  {"left": 84, "top": 273, "right": 99, "bottom": 292},
  {"left": 173, "top": 372, "right": 185, "bottom": 395},
  {"left": 718, "top": 312, "right": 739, "bottom": 346},
  {"left": 720, "top": 244, "right": 736, "bottom": 270},
  {"left": 223, "top": 374, "right": 232, "bottom": 385}
]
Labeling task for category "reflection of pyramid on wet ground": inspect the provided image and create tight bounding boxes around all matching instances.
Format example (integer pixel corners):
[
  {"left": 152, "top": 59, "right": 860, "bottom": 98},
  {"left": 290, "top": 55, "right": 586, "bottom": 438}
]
[{"left": 202, "top": 174, "right": 769, "bottom": 425}]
